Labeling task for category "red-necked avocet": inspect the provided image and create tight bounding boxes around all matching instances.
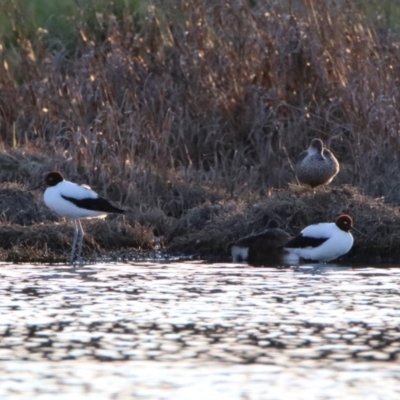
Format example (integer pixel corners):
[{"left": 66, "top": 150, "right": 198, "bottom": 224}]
[
  {"left": 283, "top": 214, "right": 356, "bottom": 263},
  {"left": 296, "top": 138, "right": 339, "bottom": 189},
  {"left": 229, "top": 219, "right": 292, "bottom": 265},
  {"left": 32, "top": 171, "right": 124, "bottom": 263}
]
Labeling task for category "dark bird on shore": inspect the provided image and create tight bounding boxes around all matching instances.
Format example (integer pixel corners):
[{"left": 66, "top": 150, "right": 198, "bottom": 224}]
[
  {"left": 229, "top": 219, "right": 292, "bottom": 265},
  {"left": 296, "top": 138, "right": 339, "bottom": 189}
]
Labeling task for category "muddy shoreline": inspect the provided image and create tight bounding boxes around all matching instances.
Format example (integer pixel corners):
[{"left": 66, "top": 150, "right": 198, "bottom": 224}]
[{"left": 0, "top": 183, "right": 398, "bottom": 264}]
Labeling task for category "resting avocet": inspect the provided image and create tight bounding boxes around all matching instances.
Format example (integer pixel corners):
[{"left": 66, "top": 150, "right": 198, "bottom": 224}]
[
  {"left": 33, "top": 171, "right": 124, "bottom": 263},
  {"left": 296, "top": 138, "right": 339, "bottom": 188},
  {"left": 230, "top": 219, "right": 292, "bottom": 265},
  {"left": 283, "top": 214, "right": 355, "bottom": 263}
]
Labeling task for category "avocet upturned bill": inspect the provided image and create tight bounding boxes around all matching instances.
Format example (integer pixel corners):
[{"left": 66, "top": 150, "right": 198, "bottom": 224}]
[
  {"left": 229, "top": 219, "right": 292, "bottom": 265},
  {"left": 283, "top": 214, "right": 355, "bottom": 263},
  {"left": 33, "top": 171, "right": 124, "bottom": 263},
  {"left": 296, "top": 138, "right": 339, "bottom": 189}
]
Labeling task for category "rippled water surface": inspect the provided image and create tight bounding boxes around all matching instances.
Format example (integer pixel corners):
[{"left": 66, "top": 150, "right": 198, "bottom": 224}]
[{"left": 1, "top": 261, "right": 400, "bottom": 399}]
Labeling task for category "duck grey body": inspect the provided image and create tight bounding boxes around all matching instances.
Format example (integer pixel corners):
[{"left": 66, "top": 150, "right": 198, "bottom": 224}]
[{"left": 296, "top": 138, "right": 339, "bottom": 188}]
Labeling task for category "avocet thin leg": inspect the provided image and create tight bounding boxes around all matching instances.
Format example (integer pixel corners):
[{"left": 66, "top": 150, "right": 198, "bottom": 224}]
[
  {"left": 76, "top": 219, "right": 84, "bottom": 262},
  {"left": 71, "top": 219, "right": 84, "bottom": 263},
  {"left": 70, "top": 220, "right": 79, "bottom": 263}
]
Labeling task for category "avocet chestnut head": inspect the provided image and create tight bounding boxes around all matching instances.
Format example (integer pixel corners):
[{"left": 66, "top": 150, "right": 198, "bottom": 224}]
[
  {"left": 33, "top": 171, "right": 124, "bottom": 263},
  {"left": 296, "top": 138, "right": 339, "bottom": 189},
  {"left": 283, "top": 214, "right": 355, "bottom": 263}
]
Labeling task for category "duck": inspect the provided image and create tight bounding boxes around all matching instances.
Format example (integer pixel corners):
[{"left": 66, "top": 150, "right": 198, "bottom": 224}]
[
  {"left": 32, "top": 171, "right": 124, "bottom": 263},
  {"left": 230, "top": 219, "right": 292, "bottom": 265},
  {"left": 296, "top": 138, "right": 339, "bottom": 188},
  {"left": 283, "top": 214, "right": 354, "bottom": 263}
]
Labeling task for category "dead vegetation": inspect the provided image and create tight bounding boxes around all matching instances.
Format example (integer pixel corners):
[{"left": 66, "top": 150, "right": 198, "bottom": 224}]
[
  {"left": 167, "top": 186, "right": 400, "bottom": 263},
  {"left": 1, "top": 0, "right": 400, "bottom": 262}
]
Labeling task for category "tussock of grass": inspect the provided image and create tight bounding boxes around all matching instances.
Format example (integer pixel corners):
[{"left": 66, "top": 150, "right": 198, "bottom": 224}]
[
  {"left": 86, "top": 218, "right": 154, "bottom": 250},
  {"left": 0, "top": 183, "right": 52, "bottom": 225},
  {"left": 1, "top": 1, "right": 400, "bottom": 262},
  {"left": 167, "top": 186, "right": 400, "bottom": 263},
  {"left": 0, "top": 218, "right": 155, "bottom": 263}
]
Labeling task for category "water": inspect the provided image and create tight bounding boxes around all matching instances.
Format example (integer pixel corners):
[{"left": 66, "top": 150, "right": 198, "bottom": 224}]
[{"left": 1, "top": 261, "right": 400, "bottom": 399}]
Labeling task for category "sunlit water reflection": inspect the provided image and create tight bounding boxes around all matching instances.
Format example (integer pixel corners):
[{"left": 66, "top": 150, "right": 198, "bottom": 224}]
[{"left": 1, "top": 261, "right": 400, "bottom": 399}]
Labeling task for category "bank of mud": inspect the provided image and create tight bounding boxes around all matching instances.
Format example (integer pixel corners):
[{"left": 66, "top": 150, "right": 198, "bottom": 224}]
[{"left": 0, "top": 182, "right": 399, "bottom": 264}]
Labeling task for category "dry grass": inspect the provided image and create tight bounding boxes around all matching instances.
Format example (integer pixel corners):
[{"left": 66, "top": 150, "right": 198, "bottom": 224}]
[
  {"left": 1, "top": 0, "right": 400, "bottom": 262},
  {"left": 0, "top": 216, "right": 155, "bottom": 263},
  {"left": 1, "top": 0, "right": 400, "bottom": 199},
  {"left": 167, "top": 186, "right": 400, "bottom": 263}
]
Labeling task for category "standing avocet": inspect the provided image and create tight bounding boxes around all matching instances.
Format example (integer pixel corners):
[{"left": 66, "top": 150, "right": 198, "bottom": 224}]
[
  {"left": 296, "top": 138, "right": 339, "bottom": 189},
  {"left": 283, "top": 214, "right": 355, "bottom": 263},
  {"left": 34, "top": 171, "right": 124, "bottom": 263}
]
